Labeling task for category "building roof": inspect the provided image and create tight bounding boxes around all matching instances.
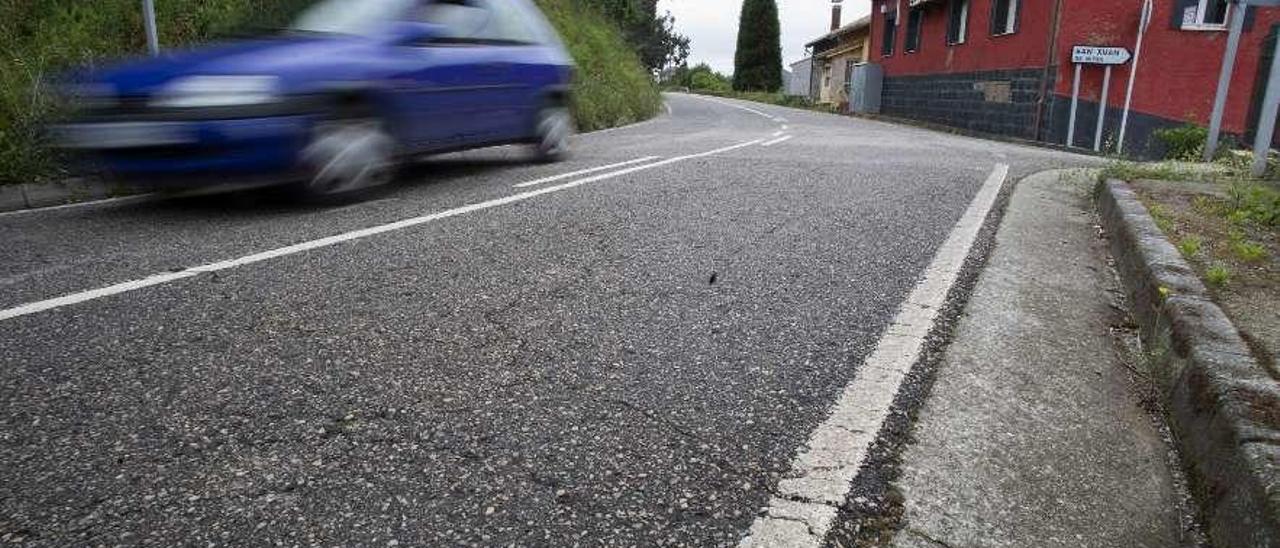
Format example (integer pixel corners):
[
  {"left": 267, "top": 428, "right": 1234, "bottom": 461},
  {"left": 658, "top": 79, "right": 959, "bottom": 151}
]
[{"left": 804, "top": 15, "right": 872, "bottom": 49}]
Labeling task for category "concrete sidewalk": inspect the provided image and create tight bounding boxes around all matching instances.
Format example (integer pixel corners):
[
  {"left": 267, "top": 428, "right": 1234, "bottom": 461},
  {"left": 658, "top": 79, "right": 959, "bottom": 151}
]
[{"left": 890, "top": 170, "right": 1200, "bottom": 547}]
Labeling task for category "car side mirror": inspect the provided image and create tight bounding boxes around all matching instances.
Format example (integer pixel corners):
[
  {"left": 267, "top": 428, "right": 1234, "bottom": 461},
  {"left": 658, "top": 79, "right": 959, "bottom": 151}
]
[{"left": 388, "top": 22, "right": 447, "bottom": 46}]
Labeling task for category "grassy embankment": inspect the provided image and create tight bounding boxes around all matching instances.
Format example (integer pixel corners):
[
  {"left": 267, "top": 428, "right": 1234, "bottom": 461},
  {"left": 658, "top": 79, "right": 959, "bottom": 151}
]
[{"left": 0, "top": 0, "right": 660, "bottom": 185}]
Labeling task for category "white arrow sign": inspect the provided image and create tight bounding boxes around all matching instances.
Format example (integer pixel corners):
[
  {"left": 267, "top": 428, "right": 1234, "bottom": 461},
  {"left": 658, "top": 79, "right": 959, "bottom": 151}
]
[{"left": 1072, "top": 45, "right": 1132, "bottom": 65}]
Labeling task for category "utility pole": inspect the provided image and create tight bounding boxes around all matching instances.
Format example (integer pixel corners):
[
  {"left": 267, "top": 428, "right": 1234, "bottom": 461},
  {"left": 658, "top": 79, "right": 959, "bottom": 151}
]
[
  {"left": 1205, "top": 0, "right": 1280, "bottom": 168},
  {"left": 1117, "top": 0, "right": 1152, "bottom": 154},
  {"left": 143, "top": 0, "right": 159, "bottom": 56},
  {"left": 1205, "top": 0, "right": 1247, "bottom": 162}
]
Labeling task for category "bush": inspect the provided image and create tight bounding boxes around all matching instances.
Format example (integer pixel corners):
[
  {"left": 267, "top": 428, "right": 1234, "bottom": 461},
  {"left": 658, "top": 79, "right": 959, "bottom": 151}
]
[{"left": 1153, "top": 124, "right": 1208, "bottom": 161}]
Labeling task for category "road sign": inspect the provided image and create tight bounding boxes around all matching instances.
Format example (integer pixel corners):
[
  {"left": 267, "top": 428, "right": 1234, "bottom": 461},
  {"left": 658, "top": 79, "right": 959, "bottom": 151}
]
[{"left": 1072, "top": 46, "right": 1131, "bottom": 65}]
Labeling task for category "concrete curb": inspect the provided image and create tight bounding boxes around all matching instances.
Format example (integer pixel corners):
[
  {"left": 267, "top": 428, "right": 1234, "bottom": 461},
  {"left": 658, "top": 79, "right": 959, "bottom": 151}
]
[
  {"left": 0, "top": 178, "right": 134, "bottom": 213},
  {"left": 1098, "top": 179, "right": 1280, "bottom": 548}
]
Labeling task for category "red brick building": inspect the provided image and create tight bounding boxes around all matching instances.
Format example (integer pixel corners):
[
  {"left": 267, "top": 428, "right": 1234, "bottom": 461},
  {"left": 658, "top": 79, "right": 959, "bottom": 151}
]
[{"left": 866, "top": 0, "right": 1280, "bottom": 157}]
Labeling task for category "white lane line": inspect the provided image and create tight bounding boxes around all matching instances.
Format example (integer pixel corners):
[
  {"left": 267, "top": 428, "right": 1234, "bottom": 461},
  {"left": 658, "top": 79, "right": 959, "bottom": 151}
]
[
  {"left": 738, "top": 163, "right": 1011, "bottom": 548},
  {"left": 771, "top": 130, "right": 784, "bottom": 137},
  {"left": 513, "top": 156, "right": 660, "bottom": 188},
  {"left": 682, "top": 94, "right": 780, "bottom": 123},
  {"left": 760, "top": 135, "right": 793, "bottom": 147},
  {"left": 0, "top": 139, "right": 764, "bottom": 323}
]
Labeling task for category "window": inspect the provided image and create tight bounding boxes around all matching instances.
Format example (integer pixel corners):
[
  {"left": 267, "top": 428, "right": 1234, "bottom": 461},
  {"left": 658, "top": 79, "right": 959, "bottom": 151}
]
[
  {"left": 1181, "top": 0, "right": 1231, "bottom": 29},
  {"left": 418, "top": 0, "right": 543, "bottom": 44},
  {"left": 990, "top": 0, "right": 1019, "bottom": 36},
  {"left": 882, "top": 10, "right": 897, "bottom": 56},
  {"left": 947, "top": 0, "right": 969, "bottom": 45},
  {"left": 905, "top": 8, "right": 924, "bottom": 53}
]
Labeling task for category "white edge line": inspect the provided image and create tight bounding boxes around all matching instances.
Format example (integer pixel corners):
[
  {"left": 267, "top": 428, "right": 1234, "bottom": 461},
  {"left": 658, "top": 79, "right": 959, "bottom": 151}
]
[
  {"left": 738, "top": 163, "right": 1011, "bottom": 548},
  {"left": 513, "top": 156, "right": 660, "bottom": 188},
  {"left": 0, "top": 193, "right": 157, "bottom": 218},
  {"left": 681, "top": 94, "right": 779, "bottom": 122},
  {"left": 771, "top": 130, "right": 784, "bottom": 137},
  {"left": 0, "top": 139, "right": 764, "bottom": 323},
  {"left": 760, "top": 135, "right": 793, "bottom": 147}
]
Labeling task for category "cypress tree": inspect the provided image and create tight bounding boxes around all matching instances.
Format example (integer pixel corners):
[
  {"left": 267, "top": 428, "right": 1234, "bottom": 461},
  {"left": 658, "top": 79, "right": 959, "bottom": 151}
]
[{"left": 732, "top": 0, "right": 782, "bottom": 92}]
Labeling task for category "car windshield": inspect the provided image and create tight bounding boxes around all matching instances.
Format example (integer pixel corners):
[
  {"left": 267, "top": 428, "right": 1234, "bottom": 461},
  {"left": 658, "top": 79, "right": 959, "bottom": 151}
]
[{"left": 290, "top": 0, "right": 417, "bottom": 35}]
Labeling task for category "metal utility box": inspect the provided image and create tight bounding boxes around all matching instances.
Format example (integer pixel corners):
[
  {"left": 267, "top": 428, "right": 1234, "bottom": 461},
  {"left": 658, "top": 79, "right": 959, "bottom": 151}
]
[{"left": 848, "top": 63, "right": 883, "bottom": 114}]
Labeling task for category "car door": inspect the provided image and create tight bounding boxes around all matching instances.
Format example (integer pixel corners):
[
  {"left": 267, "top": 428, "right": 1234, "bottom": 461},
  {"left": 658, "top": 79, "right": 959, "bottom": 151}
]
[
  {"left": 465, "top": 0, "right": 550, "bottom": 141},
  {"left": 396, "top": 0, "right": 508, "bottom": 148}
]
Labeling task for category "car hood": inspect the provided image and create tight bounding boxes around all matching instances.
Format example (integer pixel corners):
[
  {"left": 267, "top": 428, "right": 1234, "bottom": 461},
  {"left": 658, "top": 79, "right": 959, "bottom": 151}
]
[{"left": 80, "top": 35, "right": 377, "bottom": 96}]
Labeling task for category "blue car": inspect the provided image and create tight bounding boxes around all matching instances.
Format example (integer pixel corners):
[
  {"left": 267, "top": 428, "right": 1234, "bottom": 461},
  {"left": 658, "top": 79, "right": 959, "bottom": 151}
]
[{"left": 53, "top": 0, "right": 575, "bottom": 198}]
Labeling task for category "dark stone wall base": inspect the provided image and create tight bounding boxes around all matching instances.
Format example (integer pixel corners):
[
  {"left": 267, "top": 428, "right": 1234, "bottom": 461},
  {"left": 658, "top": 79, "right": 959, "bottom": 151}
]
[
  {"left": 881, "top": 68, "right": 1045, "bottom": 141},
  {"left": 881, "top": 67, "right": 1217, "bottom": 160}
]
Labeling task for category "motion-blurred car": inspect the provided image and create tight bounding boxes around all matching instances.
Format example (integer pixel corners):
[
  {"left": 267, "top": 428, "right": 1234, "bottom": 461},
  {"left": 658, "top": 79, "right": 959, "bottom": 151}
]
[{"left": 52, "top": 0, "right": 575, "bottom": 198}]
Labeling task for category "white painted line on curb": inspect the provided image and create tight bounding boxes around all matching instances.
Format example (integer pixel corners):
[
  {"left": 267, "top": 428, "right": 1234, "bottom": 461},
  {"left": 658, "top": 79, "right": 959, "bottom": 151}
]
[
  {"left": 760, "top": 135, "right": 793, "bottom": 147},
  {"left": 738, "top": 163, "right": 1011, "bottom": 548},
  {"left": 0, "top": 194, "right": 157, "bottom": 218},
  {"left": 513, "top": 156, "right": 660, "bottom": 188},
  {"left": 0, "top": 139, "right": 764, "bottom": 323}
]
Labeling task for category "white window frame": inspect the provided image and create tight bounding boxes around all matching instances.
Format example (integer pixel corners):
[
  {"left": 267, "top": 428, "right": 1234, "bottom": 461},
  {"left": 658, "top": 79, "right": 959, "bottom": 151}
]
[
  {"left": 992, "top": 0, "right": 1017, "bottom": 36},
  {"left": 1182, "top": 0, "right": 1232, "bottom": 31},
  {"left": 948, "top": 0, "right": 969, "bottom": 45}
]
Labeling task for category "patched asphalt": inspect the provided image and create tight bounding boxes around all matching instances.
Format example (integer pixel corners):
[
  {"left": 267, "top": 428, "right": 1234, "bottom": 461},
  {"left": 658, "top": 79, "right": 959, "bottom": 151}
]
[{"left": 1, "top": 94, "right": 1095, "bottom": 546}]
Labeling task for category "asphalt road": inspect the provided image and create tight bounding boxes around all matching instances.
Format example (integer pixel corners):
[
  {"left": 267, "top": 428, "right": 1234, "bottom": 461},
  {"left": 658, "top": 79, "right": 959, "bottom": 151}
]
[{"left": 1, "top": 94, "right": 1090, "bottom": 547}]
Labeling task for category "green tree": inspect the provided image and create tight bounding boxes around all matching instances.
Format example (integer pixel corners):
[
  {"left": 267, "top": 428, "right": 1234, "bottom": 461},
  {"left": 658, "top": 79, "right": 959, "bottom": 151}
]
[
  {"left": 732, "top": 0, "right": 781, "bottom": 92},
  {"left": 585, "top": 0, "right": 689, "bottom": 72}
]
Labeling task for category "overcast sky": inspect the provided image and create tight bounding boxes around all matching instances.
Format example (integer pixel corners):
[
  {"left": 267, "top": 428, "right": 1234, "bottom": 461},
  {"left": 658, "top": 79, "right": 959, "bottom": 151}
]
[{"left": 656, "top": 0, "right": 872, "bottom": 75}]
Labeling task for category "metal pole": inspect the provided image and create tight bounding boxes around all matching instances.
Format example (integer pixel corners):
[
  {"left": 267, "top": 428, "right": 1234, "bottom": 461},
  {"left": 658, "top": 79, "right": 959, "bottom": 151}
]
[
  {"left": 1118, "top": 0, "right": 1153, "bottom": 154},
  {"left": 1067, "top": 64, "right": 1082, "bottom": 147},
  {"left": 1206, "top": 0, "right": 1247, "bottom": 161},
  {"left": 143, "top": 0, "right": 159, "bottom": 56},
  {"left": 1251, "top": 43, "right": 1280, "bottom": 176},
  {"left": 1095, "top": 65, "right": 1112, "bottom": 152}
]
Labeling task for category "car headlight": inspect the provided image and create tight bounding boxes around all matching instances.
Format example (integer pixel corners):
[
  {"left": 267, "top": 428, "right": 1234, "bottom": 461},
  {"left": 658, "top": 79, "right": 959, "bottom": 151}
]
[{"left": 152, "top": 75, "right": 280, "bottom": 108}]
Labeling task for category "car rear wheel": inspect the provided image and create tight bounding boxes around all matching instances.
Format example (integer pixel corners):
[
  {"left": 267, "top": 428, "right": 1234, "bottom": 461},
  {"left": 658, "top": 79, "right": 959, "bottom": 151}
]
[
  {"left": 532, "top": 105, "right": 573, "bottom": 163},
  {"left": 297, "top": 114, "right": 395, "bottom": 200}
]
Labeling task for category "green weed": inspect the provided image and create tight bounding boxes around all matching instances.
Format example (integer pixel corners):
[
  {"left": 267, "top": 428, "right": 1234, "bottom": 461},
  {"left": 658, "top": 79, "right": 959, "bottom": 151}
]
[
  {"left": 1231, "top": 240, "right": 1268, "bottom": 262},
  {"left": 1205, "top": 264, "right": 1231, "bottom": 287},
  {"left": 1225, "top": 183, "right": 1280, "bottom": 227},
  {"left": 1177, "top": 235, "right": 1203, "bottom": 258},
  {"left": 1148, "top": 203, "right": 1176, "bottom": 233}
]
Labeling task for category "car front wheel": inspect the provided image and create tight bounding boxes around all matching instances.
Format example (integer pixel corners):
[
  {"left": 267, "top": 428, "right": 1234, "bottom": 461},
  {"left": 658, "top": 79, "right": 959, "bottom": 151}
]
[{"left": 297, "top": 115, "right": 395, "bottom": 200}]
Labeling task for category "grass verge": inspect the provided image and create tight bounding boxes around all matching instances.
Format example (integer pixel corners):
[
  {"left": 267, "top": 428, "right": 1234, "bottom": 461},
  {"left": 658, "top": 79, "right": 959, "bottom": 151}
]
[
  {"left": 1127, "top": 175, "right": 1279, "bottom": 375},
  {"left": 536, "top": 0, "right": 661, "bottom": 132}
]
